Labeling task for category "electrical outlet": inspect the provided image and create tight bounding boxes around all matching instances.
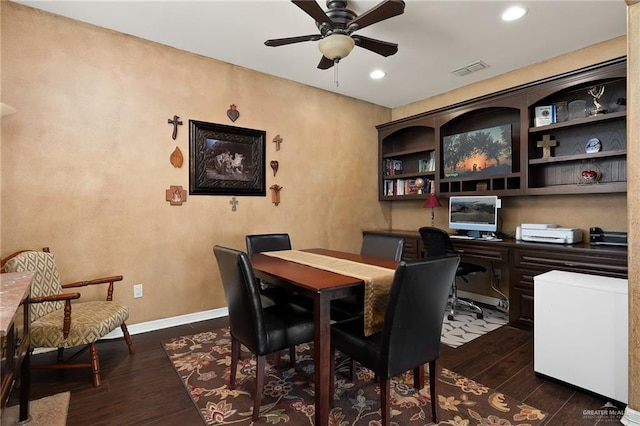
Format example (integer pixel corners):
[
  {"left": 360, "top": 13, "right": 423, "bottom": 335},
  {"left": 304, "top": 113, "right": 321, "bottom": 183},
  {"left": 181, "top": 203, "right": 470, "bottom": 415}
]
[{"left": 133, "top": 284, "right": 143, "bottom": 298}]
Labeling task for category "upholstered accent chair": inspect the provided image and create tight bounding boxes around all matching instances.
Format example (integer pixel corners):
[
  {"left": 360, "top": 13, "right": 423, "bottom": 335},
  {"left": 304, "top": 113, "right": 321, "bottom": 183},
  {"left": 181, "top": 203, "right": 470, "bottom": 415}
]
[
  {"left": 213, "top": 245, "right": 314, "bottom": 421},
  {"left": 419, "top": 227, "right": 486, "bottom": 319},
  {"left": 330, "top": 255, "right": 460, "bottom": 426},
  {"left": 1, "top": 249, "right": 135, "bottom": 386}
]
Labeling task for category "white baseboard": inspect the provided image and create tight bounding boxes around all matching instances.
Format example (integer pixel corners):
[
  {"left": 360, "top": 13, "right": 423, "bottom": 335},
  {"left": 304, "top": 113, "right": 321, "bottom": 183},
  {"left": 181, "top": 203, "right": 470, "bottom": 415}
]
[{"left": 104, "top": 307, "right": 229, "bottom": 339}]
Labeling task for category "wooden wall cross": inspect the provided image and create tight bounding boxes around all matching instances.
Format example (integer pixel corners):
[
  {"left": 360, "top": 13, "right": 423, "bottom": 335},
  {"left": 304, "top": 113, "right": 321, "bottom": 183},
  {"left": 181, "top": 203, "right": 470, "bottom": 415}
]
[
  {"left": 537, "top": 134, "right": 557, "bottom": 158},
  {"left": 167, "top": 115, "right": 183, "bottom": 140},
  {"left": 273, "top": 134, "right": 283, "bottom": 151}
]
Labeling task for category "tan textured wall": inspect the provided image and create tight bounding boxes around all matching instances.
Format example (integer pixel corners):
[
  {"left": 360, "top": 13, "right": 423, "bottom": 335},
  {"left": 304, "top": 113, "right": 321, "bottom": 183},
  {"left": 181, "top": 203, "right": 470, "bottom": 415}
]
[
  {"left": 626, "top": 0, "right": 639, "bottom": 413},
  {"left": 389, "top": 37, "right": 628, "bottom": 237},
  {"left": 0, "top": 3, "right": 391, "bottom": 323}
]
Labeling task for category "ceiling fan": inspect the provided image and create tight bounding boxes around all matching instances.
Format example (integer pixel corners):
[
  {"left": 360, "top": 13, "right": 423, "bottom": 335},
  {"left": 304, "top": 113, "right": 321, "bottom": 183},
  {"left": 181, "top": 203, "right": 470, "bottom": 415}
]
[{"left": 265, "top": 0, "right": 406, "bottom": 70}]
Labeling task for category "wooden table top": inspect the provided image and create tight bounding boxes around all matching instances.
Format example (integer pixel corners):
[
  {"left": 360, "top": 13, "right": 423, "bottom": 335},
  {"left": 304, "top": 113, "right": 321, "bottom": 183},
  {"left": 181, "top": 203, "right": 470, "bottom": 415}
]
[
  {"left": 0, "top": 271, "right": 34, "bottom": 336},
  {"left": 250, "top": 248, "right": 398, "bottom": 292}
]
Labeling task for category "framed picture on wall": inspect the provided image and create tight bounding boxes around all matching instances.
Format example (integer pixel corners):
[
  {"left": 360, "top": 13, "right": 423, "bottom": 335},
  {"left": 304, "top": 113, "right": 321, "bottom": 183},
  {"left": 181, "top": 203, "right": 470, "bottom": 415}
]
[{"left": 189, "top": 120, "right": 266, "bottom": 196}]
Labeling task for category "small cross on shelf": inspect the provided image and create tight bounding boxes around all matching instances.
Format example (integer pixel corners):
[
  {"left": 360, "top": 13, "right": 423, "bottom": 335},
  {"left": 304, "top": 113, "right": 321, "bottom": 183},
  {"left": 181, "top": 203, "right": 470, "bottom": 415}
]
[{"left": 537, "top": 134, "right": 557, "bottom": 158}]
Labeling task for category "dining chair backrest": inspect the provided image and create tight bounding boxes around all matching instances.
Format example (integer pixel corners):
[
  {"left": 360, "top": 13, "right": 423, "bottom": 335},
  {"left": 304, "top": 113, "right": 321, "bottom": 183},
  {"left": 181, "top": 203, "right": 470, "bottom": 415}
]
[
  {"left": 380, "top": 254, "right": 460, "bottom": 378},
  {"left": 360, "top": 234, "right": 404, "bottom": 261},
  {"left": 213, "top": 245, "right": 266, "bottom": 355},
  {"left": 245, "top": 233, "right": 291, "bottom": 255}
]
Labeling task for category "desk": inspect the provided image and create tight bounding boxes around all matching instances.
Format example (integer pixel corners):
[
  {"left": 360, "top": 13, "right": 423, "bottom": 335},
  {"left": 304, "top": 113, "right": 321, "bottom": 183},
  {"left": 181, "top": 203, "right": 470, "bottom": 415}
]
[
  {"left": 250, "top": 248, "right": 398, "bottom": 426},
  {"left": 363, "top": 230, "right": 628, "bottom": 330},
  {"left": 1, "top": 271, "right": 33, "bottom": 423}
]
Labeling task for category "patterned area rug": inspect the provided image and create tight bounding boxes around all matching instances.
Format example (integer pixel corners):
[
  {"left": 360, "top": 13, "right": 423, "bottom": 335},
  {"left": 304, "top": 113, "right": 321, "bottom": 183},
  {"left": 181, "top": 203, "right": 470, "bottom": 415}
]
[
  {"left": 163, "top": 328, "right": 545, "bottom": 425},
  {"left": 1, "top": 391, "right": 70, "bottom": 426},
  {"left": 441, "top": 306, "right": 508, "bottom": 348}
]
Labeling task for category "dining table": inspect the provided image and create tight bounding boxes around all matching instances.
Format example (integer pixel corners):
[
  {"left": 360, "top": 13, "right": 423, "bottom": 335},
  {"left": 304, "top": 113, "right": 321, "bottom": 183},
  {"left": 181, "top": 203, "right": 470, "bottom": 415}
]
[{"left": 250, "top": 248, "right": 398, "bottom": 426}]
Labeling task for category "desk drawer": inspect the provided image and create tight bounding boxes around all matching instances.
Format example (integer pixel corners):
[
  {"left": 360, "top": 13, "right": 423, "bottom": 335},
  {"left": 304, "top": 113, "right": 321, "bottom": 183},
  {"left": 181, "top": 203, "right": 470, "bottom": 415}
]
[
  {"left": 453, "top": 242, "right": 508, "bottom": 262},
  {"left": 513, "top": 249, "right": 627, "bottom": 278}
]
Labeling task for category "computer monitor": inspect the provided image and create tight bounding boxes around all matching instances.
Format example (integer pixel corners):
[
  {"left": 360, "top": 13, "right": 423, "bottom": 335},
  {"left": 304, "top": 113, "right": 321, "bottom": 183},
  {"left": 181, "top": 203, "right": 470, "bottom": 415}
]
[{"left": 448, "top": 195, "right": 500, "bottom": 237}]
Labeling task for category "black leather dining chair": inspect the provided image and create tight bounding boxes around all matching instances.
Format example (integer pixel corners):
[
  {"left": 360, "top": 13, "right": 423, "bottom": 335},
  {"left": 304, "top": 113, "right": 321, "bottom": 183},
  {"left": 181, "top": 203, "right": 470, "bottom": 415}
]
[
  {"left": 245, "top": 233, "right": 297, "bottom": 307},
  {"left": 418, "top": 226, "right": 486, "bottom": 319},
  {"left": 330, "top": 234, "right": 404, "bottom": 322},
  {"left": 245, "top": 233, "right": 312, "bottom": 311},
  {"left": 213, "top": 245, "right": 315, "bottom": 421},
  {"left": 330, "top": 255, "right": 460, "bottom": 425}
]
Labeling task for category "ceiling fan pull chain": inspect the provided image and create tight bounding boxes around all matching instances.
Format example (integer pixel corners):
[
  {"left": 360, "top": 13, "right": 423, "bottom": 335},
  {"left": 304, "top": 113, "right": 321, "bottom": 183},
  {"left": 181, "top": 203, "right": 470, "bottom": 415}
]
[{"left": 334, "top": 59, "right": 340, "bottom": 87}]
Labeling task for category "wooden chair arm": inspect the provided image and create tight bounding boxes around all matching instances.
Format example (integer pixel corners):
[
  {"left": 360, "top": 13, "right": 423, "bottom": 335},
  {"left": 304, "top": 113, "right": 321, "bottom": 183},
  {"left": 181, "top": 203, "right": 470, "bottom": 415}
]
[
  {"left": 30, "top": 292, "right": 81, "bottom": 304},
  {"left": 30, "top": 293, "right": 81, "bottom": 338},
  {"left": 62, "top": 275, "right": 123, "bottom": 301}
]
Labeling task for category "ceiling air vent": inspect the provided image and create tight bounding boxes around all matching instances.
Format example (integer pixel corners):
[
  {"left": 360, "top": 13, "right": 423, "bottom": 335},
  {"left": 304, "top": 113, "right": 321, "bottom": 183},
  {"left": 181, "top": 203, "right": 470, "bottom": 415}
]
[{"left": 451, "top": 61, "right": 490, "bottom": 77}]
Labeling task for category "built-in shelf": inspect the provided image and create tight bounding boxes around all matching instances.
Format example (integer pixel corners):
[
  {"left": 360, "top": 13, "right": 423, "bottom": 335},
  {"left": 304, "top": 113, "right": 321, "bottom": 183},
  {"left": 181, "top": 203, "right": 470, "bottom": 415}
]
[
  {"left": 528, "top": 149, "right": 626, "bottom": 165},
  {"left": 376, "top": 57, "right": 627, "bottom": 200},
  {"left": 382, "top": 147, "right": 429, "bottom": 158},
  {"left": 528, "top": 110, "right": 626, "bottom": 133}
]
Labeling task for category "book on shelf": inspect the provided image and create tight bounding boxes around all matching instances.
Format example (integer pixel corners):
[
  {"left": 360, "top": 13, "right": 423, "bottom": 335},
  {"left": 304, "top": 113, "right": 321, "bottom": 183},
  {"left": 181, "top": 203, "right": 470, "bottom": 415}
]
[
  {"left": 384, "top": 180, "right": 394, "bottom": 196},
  {"left": 427, "top": 151, "right": 435, "bottom": 172},
  {"left": 384, "top": 178, "right": 429, "bottom": 196},
  {"left": 419, "top": 152, "right": 435, "bottom": 172},
  {"left": 383, "top": 159, "right": 403, "bottom": 176}
]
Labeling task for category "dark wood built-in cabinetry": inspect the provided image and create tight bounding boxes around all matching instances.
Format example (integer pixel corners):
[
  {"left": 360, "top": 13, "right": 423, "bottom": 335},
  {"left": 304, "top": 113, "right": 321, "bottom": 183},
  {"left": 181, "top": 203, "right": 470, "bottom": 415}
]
[
  {"left": 362, "top": 230, "right": 628, "bottom": 331},
  {"left": 377, "top": 58, "right": 627, "bottom": 199}
]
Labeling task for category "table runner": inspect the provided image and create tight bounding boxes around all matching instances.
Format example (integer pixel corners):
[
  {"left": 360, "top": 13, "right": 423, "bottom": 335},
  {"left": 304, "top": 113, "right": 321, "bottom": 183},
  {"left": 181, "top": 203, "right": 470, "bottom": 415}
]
[{"left": 261, "top": 250, "right": 395, "bottom": 336}]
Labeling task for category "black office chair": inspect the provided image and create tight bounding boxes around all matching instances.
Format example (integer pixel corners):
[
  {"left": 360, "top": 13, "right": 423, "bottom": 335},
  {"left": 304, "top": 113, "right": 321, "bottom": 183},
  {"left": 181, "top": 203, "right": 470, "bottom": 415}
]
[
  {"left": 418, "top": 226, "right": 486, "bottom": 320},
  {"left": 213, "top": 245, "right": 315, "bottom": 421},
  {"left": 330, "top": 255, "right": 460, "bottom": 426},
  {"left": 330, "top": 234, "right": 404, "bottom": 322}
]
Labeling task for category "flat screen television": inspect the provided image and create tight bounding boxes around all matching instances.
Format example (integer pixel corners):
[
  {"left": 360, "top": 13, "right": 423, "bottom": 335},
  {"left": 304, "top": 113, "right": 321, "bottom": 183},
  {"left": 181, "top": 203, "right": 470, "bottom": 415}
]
[
  {"left": 442, "top": 124, "right": 512, "bottom": 178},
  {"left": 448, "top": 195, "right": 500, "bottom": 235}
]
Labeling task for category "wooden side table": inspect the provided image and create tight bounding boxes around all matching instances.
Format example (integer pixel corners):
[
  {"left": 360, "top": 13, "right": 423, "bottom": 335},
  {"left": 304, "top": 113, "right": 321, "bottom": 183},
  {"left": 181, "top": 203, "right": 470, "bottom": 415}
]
[{"left": 1, "top": 271, "right": 33, "bottom": 423}]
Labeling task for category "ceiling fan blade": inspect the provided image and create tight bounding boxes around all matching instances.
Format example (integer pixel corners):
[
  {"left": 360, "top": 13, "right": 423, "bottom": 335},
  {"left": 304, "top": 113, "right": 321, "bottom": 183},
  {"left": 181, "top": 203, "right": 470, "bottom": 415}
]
[
  {"left": 353, "top": 35, "right": 398, "bottom": 57},
  {"left": 265, "top": 34, "right": 322, "bottom": 47},
  {"left": 292, "top": 0, "right": 334, "bottom": 28},
  {"left": 348, "top": 0, "right": 405, "bottom": 31},
  {"left": 317, "top": 56, "right": 334, "bottom": 70}
]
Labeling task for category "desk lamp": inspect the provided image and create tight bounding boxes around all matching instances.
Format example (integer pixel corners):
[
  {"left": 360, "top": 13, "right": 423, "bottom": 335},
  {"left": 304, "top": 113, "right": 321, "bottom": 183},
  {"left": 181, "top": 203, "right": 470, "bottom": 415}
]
[{"left": 423, "top": 184, "right": 442, "bottom": 227}]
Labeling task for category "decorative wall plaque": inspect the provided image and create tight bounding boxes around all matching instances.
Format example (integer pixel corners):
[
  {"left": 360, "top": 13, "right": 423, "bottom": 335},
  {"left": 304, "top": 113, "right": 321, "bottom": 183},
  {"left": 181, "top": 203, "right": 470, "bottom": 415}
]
[
  {"left": 269, "top": 184, "right": 283, "bottom": 206},
  {"left": 170, "top": 146, "right": 184, "bottom": 168},
  {"left": 227, "top": 104, "right": 240, "bottom": 122},
  {"left": 166, "top": 185, "right": 187, "bottom": 205}
]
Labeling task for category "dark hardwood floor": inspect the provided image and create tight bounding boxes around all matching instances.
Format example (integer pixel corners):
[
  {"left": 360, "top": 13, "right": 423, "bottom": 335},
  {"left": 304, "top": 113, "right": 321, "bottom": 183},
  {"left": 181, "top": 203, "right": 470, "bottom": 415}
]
[{"left": 9, "top": 317, "right": 624, "bottom": 425}]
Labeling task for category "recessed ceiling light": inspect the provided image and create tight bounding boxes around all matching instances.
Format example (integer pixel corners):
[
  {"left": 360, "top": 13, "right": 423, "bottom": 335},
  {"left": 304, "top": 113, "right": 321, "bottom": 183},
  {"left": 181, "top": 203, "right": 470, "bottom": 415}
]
[
  {"left": 502, "top": 6, "right": 527, "bottom": 21},
  {"left": 370, "top": 70, "right": 386, "bottom": 80}
]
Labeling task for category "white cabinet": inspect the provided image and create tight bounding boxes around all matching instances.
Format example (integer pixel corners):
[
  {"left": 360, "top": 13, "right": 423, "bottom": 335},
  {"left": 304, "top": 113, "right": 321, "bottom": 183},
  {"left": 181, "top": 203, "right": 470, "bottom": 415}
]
[{"left": 534, "top": 270, "right": 628, "bottom": 404}]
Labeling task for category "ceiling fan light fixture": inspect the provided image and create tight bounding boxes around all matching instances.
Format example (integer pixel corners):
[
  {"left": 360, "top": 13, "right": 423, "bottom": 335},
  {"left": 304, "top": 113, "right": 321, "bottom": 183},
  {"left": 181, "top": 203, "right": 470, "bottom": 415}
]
[{"left": 318, "top": 34, "right": 355, "bottom": 61}]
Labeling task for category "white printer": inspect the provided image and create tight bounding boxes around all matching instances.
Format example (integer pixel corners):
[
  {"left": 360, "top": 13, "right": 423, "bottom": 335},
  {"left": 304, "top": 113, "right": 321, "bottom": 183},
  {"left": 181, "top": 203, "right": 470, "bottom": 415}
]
[{"left": 518, "top": 223, "right": 583, "bottom": 244}]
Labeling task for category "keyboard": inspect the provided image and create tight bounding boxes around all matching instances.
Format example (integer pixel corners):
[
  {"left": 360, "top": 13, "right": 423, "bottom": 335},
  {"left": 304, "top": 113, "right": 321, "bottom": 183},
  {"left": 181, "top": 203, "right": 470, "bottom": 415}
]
[{"left": 450, "top": 235, "right": 476, "bottom": 240}]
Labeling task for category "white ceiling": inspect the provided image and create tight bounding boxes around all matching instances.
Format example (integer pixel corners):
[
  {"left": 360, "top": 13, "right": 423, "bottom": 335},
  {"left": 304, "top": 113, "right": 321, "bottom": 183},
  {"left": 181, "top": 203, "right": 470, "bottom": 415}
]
[{"left": 13, "top": 0, "right": 627, "bottom": 108}]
